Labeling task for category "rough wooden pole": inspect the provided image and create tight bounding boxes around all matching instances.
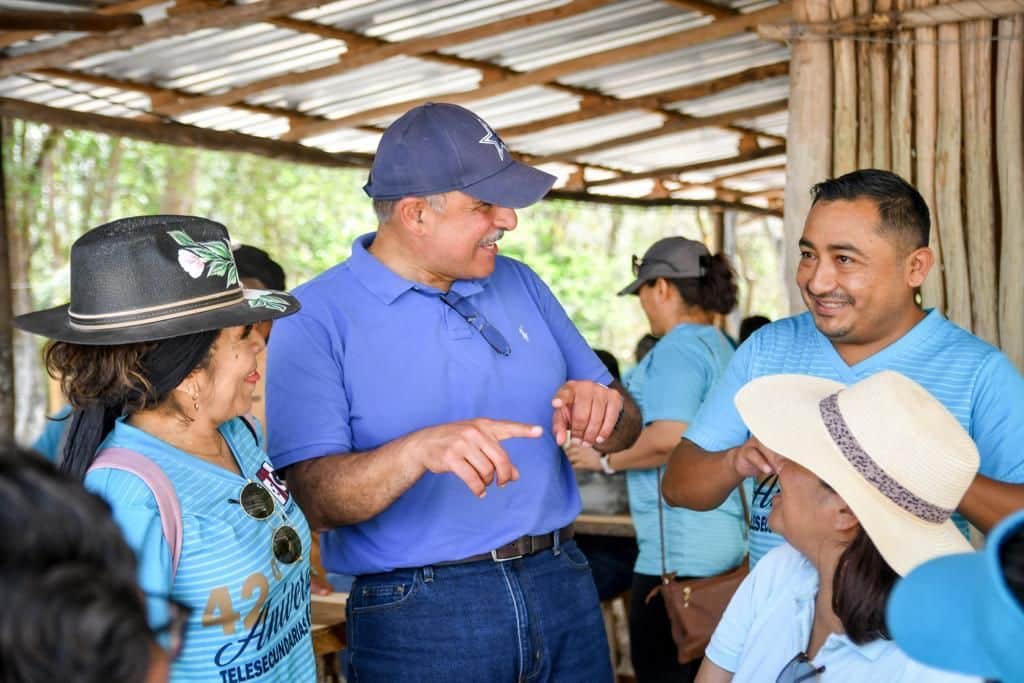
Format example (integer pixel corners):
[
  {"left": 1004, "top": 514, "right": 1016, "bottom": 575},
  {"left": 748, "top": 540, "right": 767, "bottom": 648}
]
[
  {"left": 856, "top": 0, "right": 874, "bottom": 168},
  {"left": 997, "top": 16, "right": 1024, "bottom": 368},
  {"left": 914, "top": 0, "right": 944, "bottom": 311},
  {"left": 871, "top": 0, "right": 893, "bottom": 168},
  {"left": 890, "top": 0, "right": 914, "bottom": 180},
  {"left": 784, "top": 0, "right": 834, "bottom": 314},
  {"left": 0, "top": 119, "right": 14, "bottom": 445},
  {"left": 935, "top": 22, "right": 971, "bottom": 330},
  {"left": 833, "top": 0, "right": 859, "bottom": 175},
  {"left": 963, "top": 19, "right": 998, "bottom": 345}
]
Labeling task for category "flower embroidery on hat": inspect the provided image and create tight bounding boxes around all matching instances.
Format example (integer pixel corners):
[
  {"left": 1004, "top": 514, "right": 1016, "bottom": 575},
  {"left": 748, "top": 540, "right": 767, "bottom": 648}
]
[
  {"left": 169, "top": 230, "right": 239, "bottom": 287},
  {"left": 244, "top": 290, "right": 290, "bottom": 312}
]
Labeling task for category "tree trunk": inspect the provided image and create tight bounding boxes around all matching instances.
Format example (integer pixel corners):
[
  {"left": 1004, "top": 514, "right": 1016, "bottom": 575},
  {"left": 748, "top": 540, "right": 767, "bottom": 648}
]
[{"left": 0, "top": 120, "right": 14, "bottom": 445}]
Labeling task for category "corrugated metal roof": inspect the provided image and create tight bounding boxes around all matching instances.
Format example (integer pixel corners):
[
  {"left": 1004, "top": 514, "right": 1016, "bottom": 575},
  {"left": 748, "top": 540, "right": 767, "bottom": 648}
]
[{"left": 0, "top": 0, "right": 791, "bottom": 209}]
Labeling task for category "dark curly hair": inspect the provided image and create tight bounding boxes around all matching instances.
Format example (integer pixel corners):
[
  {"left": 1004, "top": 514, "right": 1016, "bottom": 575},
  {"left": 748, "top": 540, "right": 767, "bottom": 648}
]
[
  {"left": 656, "top": 252, "right": 738, "bottom": 315},
  {"left": 45, "top": 329, "right": 218, "bottom": 479}
]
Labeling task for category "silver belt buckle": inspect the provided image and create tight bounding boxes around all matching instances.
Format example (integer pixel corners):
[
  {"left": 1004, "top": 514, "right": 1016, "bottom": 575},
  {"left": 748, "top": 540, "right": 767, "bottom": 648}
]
[{"left": 490, "top": 548, "right": 524, "bottom": 562}]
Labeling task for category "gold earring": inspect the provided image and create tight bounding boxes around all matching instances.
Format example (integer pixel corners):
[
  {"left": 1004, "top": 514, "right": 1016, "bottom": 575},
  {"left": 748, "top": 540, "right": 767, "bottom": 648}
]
[{"left": 192, "top": 390, "right": 200, "bottom": 412}]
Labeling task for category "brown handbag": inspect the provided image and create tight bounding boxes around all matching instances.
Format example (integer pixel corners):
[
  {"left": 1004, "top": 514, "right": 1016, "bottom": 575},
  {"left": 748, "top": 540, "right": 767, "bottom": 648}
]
[{"left": 644, "top": 467, "right": 750, "bottom": 664}]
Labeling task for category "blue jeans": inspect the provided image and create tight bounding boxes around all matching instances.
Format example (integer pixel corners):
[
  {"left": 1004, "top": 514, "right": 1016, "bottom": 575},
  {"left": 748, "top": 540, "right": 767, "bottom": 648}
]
[{"left": 343, "top": 539, "right": 612, "bottom": 682}]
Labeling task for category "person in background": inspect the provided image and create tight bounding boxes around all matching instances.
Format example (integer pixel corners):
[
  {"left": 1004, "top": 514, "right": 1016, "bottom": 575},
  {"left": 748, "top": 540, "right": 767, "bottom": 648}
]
[
  {"left": 14, "top": 216, "right": 314, "bottom": 683},
  {"left": 267, "top": 102, "right": 642, "bottom": 683},
  {"left": 737, "top": 315, "right": 770, "bottom": 345},
  {"left": 698, "top": 371, "right": 980, "bottom": 683},
  {"left": 664, "top": 169, "right": 1024, "bottom": 568},
  {"left": 887, "top": 508, "right": 1024, "bottom": 683},
  {"left": 573, "top": 348, "right": 639, "bottom": 601},
  {"left": 569, "top": 237, "right": 746, "bottom": 683},
  {"left": 0, "top": 446, "right": 176, "bottom": 683}
]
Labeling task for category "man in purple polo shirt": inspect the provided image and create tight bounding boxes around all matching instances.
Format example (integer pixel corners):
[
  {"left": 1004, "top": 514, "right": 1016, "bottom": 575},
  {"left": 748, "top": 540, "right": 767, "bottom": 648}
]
[{"left": 266, "top": 103, "right": 641, "bottom": 682}]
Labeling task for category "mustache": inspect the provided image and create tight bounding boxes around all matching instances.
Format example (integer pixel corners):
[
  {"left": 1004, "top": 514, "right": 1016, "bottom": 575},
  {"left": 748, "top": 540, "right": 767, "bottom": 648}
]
[
  {"left": 478, "top": 230, "right": 505, "bottom": 246},
  {"left": 804, "top": 288, "right": 854, "bottom": 304}
]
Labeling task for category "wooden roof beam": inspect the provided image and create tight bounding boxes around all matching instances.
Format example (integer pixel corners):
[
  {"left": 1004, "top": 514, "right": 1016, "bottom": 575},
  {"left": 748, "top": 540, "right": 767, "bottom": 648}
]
[
  {"left": 150, "top": 0, "right": 620, "bottom": 117},
  {"left": 527, "top": 99, "right": 787, "bottom": 164},
  {"left": 282, "top": 2, "right": 792, "bottom": 141},
  {"left": 661, "top": 0, "right": 739, "bottom": 19},
  {"left": 0, "top": 95, "right": 372, "bottom": 168},
  {"left": 0, "top": 0, "right": 340, "bottom": 79},
  {"left": 586, "top": 143, "right": 787, "bottom": 187},
  {"left": 0, "top": 9, "right": 144, "bottom": 32},
  {"left": 499, "top": 60, "right": 789, "bottom": 138},
  {"left": 0, "top": 0, "right": 169, "bottom": 50},
  {"left": 546, "top": 188, "right": 783, "bottom": 217}
]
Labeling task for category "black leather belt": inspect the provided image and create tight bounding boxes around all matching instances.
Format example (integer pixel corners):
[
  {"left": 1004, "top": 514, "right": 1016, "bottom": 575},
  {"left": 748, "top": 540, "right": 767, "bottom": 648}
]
[{"left": 435, "top": 524, "right": 575, "bottom": 566}]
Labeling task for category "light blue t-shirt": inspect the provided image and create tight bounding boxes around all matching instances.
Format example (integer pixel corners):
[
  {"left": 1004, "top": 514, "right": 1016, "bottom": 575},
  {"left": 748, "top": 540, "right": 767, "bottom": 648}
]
[
  {"left": 85, "top": 418, "right": 316, "bottom": 683},
  {"left": 624, "top": 323, "right": 746, "bottom": 577},
  {"left": 706, "top": 543, "right": 981, "bottom": 682},
  {"left": 31, "top": 404, "right": 71, "bottom": 462},
  {"left": 266, "top": 233, "right": 611, "bottom": 576},
  {"left": 685, "top": 310, "right": 1024, "bottom": 566}
]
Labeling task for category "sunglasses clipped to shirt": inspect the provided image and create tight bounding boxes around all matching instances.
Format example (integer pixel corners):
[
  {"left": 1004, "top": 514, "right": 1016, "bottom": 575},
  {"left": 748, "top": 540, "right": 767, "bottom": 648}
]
[
  {"left": 228, "top": 481, "right": 303, "bottom": 565},
  {"left": 776, "top": 652, "right": 826, "bottom": 683}
]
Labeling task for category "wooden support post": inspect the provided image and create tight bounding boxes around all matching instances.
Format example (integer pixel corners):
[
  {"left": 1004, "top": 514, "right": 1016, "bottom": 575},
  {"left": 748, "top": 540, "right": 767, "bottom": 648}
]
[
  {"left": 0, "top": 120, "right": 13, "bottom": 445},
  {"left": 783, "top": 0, "right": 832, "bottom": 315},
  {"left": 997, "top": 16, "right": 1024, "bottom": 368},
  {"left": 856, "top": 0, "right": 874, "bottom": 168},
  {"left": 870, "top": 0, "right": 892, "bottom": 168},
  {"left": 935, "top": 22, "right": 971, "bottom": 330},
  {"left": 832, "top": 0, "right": 858, "bottom": 175},
  {"left": 914, "top": 0, "right": 944, "bottom": 311},
  {"left": 963, "top": 20, "right": 998, "bottom": 345}
]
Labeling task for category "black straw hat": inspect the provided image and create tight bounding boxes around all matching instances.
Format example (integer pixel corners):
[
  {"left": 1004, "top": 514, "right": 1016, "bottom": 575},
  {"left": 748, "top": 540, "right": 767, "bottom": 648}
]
[{"left": 14, "top": 216, "right": 300, "bottom": 345}]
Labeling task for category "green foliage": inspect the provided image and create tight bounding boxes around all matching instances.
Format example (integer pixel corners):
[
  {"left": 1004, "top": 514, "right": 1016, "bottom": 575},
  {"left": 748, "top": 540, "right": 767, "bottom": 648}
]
[{"left": 5, "top": 121, "right": 786, "bottom": 374}]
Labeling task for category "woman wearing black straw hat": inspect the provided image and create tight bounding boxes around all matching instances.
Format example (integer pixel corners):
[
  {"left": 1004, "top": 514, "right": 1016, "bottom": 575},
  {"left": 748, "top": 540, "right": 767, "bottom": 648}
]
[
  {"left": 695, "top": 371, "right": 981, "bottom": 683},
  {"left": 14, "top": 216, "right": 315, "bottom": 683}
]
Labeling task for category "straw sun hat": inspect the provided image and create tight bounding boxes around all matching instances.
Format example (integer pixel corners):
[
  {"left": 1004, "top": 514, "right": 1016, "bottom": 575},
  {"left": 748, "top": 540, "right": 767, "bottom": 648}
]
[
  {"left": 734, "top": 370, "right": 979, "bottom": 577},
  {"left": 14, "top": 215, "right": 300, "bottom": 345}
]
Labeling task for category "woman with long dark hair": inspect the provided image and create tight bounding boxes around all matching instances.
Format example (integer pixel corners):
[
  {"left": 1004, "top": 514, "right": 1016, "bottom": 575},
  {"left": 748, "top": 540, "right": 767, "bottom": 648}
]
[
  {"left": 14, "top": 216, "right": 314, "bottom": 683},
  {"left": 568, "top": 236, "right": 746, "bottom": 682},
  {"left": 697, "top": 371, "right": 981, "bottom": 683}
]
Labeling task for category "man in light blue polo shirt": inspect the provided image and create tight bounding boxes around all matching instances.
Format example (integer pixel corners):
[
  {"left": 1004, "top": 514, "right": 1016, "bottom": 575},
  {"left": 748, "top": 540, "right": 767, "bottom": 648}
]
[
  {"left": 266, "top": 103, "right": 641, "bottom": 682},
  {"left": 662, "top": 169, "right": 1024, "bottom": 566}
]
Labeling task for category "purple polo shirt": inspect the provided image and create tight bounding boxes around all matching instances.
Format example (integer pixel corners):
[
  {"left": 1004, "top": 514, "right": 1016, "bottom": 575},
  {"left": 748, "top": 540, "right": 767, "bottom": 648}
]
[{"left": 266, "top": 233, "right": 611, "bottom": 575}]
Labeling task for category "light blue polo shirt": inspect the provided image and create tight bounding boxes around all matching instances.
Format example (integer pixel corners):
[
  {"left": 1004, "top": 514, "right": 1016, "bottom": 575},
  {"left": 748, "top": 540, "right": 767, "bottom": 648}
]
[
  {"left": 706, "top": 543, "right": 981, "bottom": 682},
  {"left": 624, "top": 323, "right": 746, "bottom": 577},
  {"left": 266, "top": 233, "right": 611, "bottom": 575},
  {"left": 685, "top": 310, "right": 1024, "bottom": 566},
  {"left": 85, "top": 418, "right": 316, "bottom": 683}
]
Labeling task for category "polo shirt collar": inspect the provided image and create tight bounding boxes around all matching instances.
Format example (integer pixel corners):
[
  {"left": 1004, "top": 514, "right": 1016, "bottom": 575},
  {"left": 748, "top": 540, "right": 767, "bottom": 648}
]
[{"left": 348, "top": 232, "right": 488, "bottom": 304}]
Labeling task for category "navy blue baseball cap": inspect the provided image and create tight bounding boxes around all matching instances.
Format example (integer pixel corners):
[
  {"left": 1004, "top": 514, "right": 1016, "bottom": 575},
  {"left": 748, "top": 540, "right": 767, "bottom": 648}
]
[{"left": 363, "top": 102, "right": 556, "bottom": 208}]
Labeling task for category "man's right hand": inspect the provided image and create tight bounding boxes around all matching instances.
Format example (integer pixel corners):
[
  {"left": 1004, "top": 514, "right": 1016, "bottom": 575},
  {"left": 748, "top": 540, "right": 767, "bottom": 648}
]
[
  {"left": 410, "top": 419, "right": 544, "bottom": 498},
  {"left": 726, "top": 436, "right": 781, "bottom": 478}
]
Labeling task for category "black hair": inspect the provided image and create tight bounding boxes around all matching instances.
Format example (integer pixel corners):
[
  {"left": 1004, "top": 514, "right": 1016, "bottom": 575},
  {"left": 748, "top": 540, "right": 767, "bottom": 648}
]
[
  {"left": 658, "top": 252, "right": 738, "bottom": 315},
  {"left": 0, "top": 448, "right": 154, "bottom": 683},
  {"left": 810, "top": 169, "right": 930, "bottom": 250},
  {"left": 832, "top": 527, "right": 899, "bottom": 644},
  {"left": 1000, "top": 522, "right": 1024, "bottom": 608},
  {"left": 233, "top": 244, "right": 287, "bottom": 291},
  {"left": 593, "top": 349, "right": 621, "bottom": 382},
  {"left": 47, "top": 329, "right": 219, "bottom": 480},
  {"left": 634, "top": 334, "right": 659, "bottom": 363},
  {"left": 739, "top": 315, "right": 771, "bottom": 344}
]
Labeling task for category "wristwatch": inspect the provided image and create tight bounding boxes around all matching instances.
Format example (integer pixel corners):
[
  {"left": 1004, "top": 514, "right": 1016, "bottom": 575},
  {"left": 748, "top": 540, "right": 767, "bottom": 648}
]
[{"left": 599, "top": 453, "right": 616, "bottom": 475}]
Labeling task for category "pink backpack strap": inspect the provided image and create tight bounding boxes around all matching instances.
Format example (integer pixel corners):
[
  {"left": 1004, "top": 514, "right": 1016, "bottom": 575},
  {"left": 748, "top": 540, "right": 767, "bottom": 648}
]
[{"left": 89, "top": 448, "right": 182, "bottom": 582}]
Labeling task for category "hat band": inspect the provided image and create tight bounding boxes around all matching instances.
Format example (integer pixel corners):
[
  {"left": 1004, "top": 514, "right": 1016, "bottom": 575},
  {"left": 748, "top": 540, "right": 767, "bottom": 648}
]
[
  {"left": 819, "top": 393, "right": 953, "bottom": 524},
  {"left": 68, "top": 290, "right": 245, "bottom": 332}
]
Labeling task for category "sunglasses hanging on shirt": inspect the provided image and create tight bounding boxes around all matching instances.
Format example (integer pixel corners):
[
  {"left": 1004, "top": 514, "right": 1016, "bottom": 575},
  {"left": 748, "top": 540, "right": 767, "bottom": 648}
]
[{"left": 440, "top": 290, "right": 511, "bottom": 356}]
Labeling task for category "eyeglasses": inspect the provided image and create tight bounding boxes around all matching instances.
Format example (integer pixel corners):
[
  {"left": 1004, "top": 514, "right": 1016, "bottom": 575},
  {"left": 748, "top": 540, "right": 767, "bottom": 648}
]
[
  {"left": 440, "top": 290, "right": 511, "bottom": 356},
  {"left": 147, "top": 594, "right": 191, "bottom": 660},
  {"left": 631, "top": 254, "right": 679, "bottom": 277},
  {"left": 775, "top": 653, "right": 826, "bottom": 683},
  {"left": 229, "top": 481, "right": 303, "bottom": 564}
]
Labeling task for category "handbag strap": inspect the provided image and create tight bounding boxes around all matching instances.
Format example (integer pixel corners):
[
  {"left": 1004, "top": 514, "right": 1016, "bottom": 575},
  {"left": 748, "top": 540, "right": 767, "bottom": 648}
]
[{"left": 655, "top": 465, "right": 750, "bottom": 581}]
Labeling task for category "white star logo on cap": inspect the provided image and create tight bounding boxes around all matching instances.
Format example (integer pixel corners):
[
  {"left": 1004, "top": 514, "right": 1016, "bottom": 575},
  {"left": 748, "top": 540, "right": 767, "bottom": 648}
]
[{"left": 477, "top": 118, "right": 506, "bottom": 161}]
